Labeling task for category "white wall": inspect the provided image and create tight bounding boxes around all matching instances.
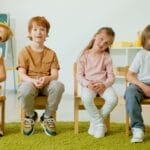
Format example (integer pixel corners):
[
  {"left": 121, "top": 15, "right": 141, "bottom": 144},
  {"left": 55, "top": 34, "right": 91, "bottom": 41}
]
[{"left": 0, "top": 0, "right": 150, "bottom": 94}]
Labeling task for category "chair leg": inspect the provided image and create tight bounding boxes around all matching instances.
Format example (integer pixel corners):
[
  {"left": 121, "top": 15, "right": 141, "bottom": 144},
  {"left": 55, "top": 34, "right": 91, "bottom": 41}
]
[
  {"left": 126, "top": 113, "right": 130, "bottom": 136},
  {"left": 0, "top": 101, "right": 5, "bottom": 135},
  {"left": 74, "top": 110, "right": 79, "bottom": 134},
  {"left": 105, "top": 114, "right": 110, "bottom": 132},
  {"left": 21, "top": 107, "right": 25, "bottom": 134},
  {"left": 74, "top": 100, "right": 79, "bottom": 134}
]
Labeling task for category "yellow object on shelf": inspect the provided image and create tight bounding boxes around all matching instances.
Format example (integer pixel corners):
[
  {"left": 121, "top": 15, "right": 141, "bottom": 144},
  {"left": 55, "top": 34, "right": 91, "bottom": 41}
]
[{"left": 112, "top": 41, "right": 133, "bottom": 48}]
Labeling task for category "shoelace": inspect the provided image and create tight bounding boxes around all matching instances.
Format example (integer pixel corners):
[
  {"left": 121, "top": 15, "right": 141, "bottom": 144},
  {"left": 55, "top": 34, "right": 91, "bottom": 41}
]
[
  {"left": 44, "top": 118, "right": 55, "bottom": 128},
  {"left": 23, "top": 118, "right": 34, "bottom": 128}
]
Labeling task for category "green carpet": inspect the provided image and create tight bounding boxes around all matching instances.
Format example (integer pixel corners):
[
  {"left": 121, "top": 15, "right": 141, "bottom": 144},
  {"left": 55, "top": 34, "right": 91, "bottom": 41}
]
[{"left": 0, "top": 122, "right": 150, "bottom": 150}]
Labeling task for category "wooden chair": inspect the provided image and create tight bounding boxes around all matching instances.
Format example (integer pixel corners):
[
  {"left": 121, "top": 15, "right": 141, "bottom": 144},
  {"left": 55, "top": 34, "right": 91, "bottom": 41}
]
[
  {"left": 21, "top": 96, "right": 56, "bottom": 133},
  {"left": 113, "top": 66, "right": 129, "bottom": 135},
  {"left": 0, "top": 95, "right": 6, "bottom": 136},
  {"left": 114, "top": 66, "right": 150, "bottom": 136},
  {"left": 73, "top": 63, "right": 110, "bottom": 134}
]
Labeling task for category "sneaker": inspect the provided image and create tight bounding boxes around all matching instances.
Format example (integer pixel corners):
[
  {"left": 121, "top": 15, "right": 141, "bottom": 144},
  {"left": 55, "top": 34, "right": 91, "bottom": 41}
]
[
  {"left": 88, "top": 122, "right": 95, "bottom": 136},
  {"left": 22, "top": 111, "right": 38, "bottom": 136},
  {"left": 94, "top": 124, "right": 107, "bottom": 138},
  {"left": 131, "top": 128, "right": 144, "bottom": 143},
  {"left": 40, "top": 114, "right": 56, "bottom": 136}
]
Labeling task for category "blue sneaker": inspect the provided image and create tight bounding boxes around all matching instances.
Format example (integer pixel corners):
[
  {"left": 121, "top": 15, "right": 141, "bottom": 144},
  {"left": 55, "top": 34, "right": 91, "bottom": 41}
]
[
  {"left": 22, "top": 111, "right": 38, "bottom": 136},
  {"left": 40, "top": 114, "right": 56, "bottom": 136}
]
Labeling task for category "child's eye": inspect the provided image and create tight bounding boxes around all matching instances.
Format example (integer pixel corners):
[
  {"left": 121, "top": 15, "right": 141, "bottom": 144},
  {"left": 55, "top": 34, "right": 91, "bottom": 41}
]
[
  {"left": 99, "top": 37, "right": 103, "bottom": 41},
  {"left": 33, "top": 28, "right": 38, "bottom": 31},
  {"left": 40, "top": 28, "right": 45, "bottom": 31}
]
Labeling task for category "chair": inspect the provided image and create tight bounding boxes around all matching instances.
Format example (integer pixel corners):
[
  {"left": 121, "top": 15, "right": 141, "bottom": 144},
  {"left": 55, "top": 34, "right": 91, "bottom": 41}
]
[
  {"left": 114, "top": 66, "right": 150, "bottom": 136},
  {"left": 21, "top": 96, "right": 56, "bottom": 133},
  {"left": 113, "top": 66, "right": 129, "bottom": 135},
  {"left": 0, "top": 95, "right": 6, "bottom": 136},
  {"left": 73, "top": 63, "right": 110, "bottom": 134}
]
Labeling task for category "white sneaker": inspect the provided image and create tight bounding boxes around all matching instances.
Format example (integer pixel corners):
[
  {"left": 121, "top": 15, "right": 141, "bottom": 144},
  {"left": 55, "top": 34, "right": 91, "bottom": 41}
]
[
  {"left": 88, "top": 122, "right": 95, "bottom": 136},
  {"left": 94, "top": 124, "right": 107, "bottom": 138},
  {"left": 131, "top": 128, "right": 144, "bottom": 143}
]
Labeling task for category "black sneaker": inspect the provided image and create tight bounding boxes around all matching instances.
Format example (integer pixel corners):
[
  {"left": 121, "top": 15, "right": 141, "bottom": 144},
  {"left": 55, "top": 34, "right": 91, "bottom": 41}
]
[
  {"left": 40, "top": 114, "right": 56, "bottom": 136},
  {"left": 22, "top": 111, "right": 38, "bottom": 136}
]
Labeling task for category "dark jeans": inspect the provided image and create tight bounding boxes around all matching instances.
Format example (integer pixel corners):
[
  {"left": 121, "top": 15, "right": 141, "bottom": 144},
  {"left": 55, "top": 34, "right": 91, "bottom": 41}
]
[{"left": 124, "top": 83, "right": 150, "bottom": 130}]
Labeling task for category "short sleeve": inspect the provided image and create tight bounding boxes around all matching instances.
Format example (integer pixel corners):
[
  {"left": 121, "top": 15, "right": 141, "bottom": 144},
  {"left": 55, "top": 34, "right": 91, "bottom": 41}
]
[
  {"left": 129, "top": 52, "right": 141, "bottom": 73},
  {"left": 16, "top": 48, "right": 28, "bottom": 70},
  {"left": 51, "top": 52, "right": 60, "bottom": 70}
]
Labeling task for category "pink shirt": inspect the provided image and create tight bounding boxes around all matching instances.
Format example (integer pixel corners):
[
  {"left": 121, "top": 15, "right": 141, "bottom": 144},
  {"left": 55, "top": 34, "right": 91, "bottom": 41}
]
[{"left": 77, "top": 51, "right": 115, "bottom": 88}]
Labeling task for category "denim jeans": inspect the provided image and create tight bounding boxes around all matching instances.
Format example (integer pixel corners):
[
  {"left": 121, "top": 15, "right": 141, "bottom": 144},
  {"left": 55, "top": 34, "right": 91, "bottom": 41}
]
[{"left": 124, "top": 83, "right": 150, "bottom": 130}]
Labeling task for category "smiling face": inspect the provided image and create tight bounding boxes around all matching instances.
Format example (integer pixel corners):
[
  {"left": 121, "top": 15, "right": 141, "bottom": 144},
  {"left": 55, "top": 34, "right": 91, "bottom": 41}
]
[
  {"left": 29, "top": 23, "right": 48, "bottom": 44},
  {"left": 92, "top": 30, "right": 114, "bottom": 53},
  {"left": 28, "top": 16, "right": 50, "bottom": 42}
]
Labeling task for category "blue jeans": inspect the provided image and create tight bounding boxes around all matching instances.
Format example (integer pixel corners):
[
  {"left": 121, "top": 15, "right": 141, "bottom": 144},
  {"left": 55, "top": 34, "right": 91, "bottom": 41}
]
[{"left": 124, "top": 83, "right": 150, "bottom": 130}]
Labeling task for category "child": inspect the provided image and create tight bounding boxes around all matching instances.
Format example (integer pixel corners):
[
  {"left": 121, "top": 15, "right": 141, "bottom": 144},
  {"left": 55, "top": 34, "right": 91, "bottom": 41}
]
[
  {"left": 0, "top": 23, "right": 12, "bottom": 136},
  {"left": 124, "top": 25, "right": 150, "bottom": 143},
  {"left": 17, "top": 16, "right": 64, "bottom": 136},
  {"left": 77, "top": 27, "right": 118, "bottom": 138}
]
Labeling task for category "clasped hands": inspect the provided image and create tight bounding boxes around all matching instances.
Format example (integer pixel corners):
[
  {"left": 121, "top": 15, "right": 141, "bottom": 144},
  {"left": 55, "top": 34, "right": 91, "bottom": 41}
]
[
  {"left": 87, "top": 82, "right": 106, "bottom": 93},
  {"left": 33, "top": 76, "right": 49, "bottom": 89}
]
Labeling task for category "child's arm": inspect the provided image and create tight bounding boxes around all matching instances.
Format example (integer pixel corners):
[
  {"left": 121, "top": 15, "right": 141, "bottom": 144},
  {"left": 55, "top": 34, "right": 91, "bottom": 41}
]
[
  {"left": 18, "top": 67, "right": 45, "bottom": 89},
  {"left": 77, "top": 60, "right": 90, "bottom": 87},
  {"left": 39, "top": 68, "right": 58, "bottom": 87},
  {"left": 103, "top": 56, "right": 115, "bottom": 88},
  {"left": 0, "top": 57, "right": 6, "bottom": 82},
  {"left": 127, "top": 70, "right": 150, "bottom": 97}
]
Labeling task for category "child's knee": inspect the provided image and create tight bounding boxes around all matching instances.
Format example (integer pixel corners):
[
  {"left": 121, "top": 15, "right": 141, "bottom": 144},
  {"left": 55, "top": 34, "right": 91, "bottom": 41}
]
[
  {"left": 48, "top": 80, "right": 65, "bottom": 93},
  {"left": 18, "top": 82, "right": 36, "bottom": 98}
]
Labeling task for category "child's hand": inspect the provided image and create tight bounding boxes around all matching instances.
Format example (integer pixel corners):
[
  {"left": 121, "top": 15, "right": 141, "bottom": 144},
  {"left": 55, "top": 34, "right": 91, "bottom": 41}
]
[
  {"left": 87, "top": 82, "right": 95, "bottom": 90},
  {"left": 33, "top": 78, "right": 43, "bottom": 89},
  {"left": 38, "top": 76, "right": 50, "bottom": 87},
  {"left": 141, "top": 84, "right": 150, "bottom": 97},
  {"left": 92, "top": 82, "right": 106, "bottom": 93}
]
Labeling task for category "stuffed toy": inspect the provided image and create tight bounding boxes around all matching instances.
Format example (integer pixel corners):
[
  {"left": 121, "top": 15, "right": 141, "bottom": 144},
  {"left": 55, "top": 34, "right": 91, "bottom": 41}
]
[
  {"left": 0, "top": 23, "right": 13, "bottom": 136},
  {"left": 0, "top": 22, "right": 13, "bottom": 43}
]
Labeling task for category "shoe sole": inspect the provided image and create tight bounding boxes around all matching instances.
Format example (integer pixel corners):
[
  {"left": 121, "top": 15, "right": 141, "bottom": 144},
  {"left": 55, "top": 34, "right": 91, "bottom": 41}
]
[
  {"left": 131, "top": 138, "right": 143, "bottom": 143},
  {"left": 40, "top": 123, "right": 56, "bottom": 136}
]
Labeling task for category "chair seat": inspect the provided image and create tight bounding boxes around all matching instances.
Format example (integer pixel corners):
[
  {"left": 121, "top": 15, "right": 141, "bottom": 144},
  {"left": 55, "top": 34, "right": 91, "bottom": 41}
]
[
  {"left": 0, "top": 96, "right": 6, "bottom": 102},
  {"left": 75, "top": 96, "right": 105, "bottom": 109},
  {"left": 34, "top": 96, "right": 47, "bottom": 109},
  {"left": 141, "top": 98, "right": 150, "bottom": 104}
]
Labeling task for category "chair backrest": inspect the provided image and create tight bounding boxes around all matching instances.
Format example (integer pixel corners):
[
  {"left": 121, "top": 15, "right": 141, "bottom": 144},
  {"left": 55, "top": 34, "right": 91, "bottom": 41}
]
[{"left": 114, "top": 66, "right": 129, "bottom": 87}]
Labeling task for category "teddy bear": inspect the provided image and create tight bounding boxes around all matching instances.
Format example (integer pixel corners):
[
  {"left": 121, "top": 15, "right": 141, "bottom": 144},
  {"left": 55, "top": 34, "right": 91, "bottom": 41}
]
[
  {"left": 0, "top": 22, "right": 13, "bottom": 137},
  {"left": 0, "top": 22, "right": 13, "bottom": 43}
]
